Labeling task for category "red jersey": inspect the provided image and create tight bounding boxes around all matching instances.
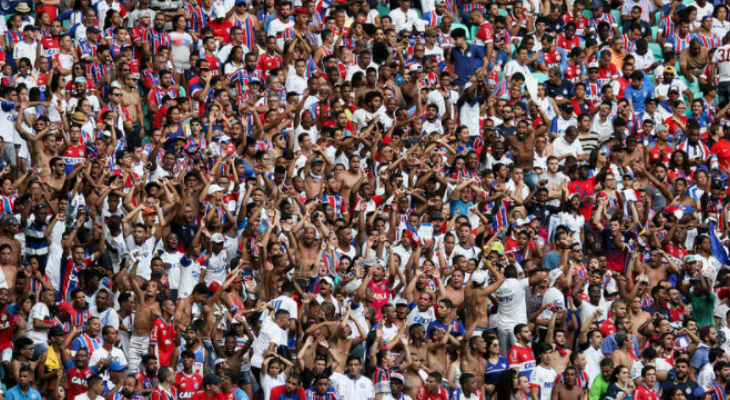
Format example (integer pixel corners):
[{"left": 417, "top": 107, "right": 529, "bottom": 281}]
[
  {"left": 564, "top": 63, "right": 584, "bottom": 84},
  {"left": 556, "top": 34, "right": 581, "bottom": 52},
  {"left": 151, "top": 386, "right": 178, "bottom": 400},
  {"left": 508, "top": 343, "right": 536, "bottom": 375},
  {"left": 0, "top": 308, "right": 13, "bottom": 351},
  {"left": 191, "top": 392, "right": 225, "bottom": 400},
  {"left": 711, "top": 139, "right": 730, "bottom": 173},
  {"left": 474, "top": 21, "right": 494, "bottom": 47},
  {"left": 150, "top": 317, "right": 177, "bottom": 366},
  {"left": 175, "top": 371, "right": 203, "bottom": 399},
  {"left": 256, "top": 52, "right": 283, "bottom": 77},
  {"left": 667, "top": 306, "right": 685, "bottom": 324},
  {"left": 541, "top": 49, "right": 563, "bottom": 69},
  {"left": 569, "top": 177, "right": 597, "bottom": 221},
  {"left": 368, "top": 278, "right": 390, "bottom": 320},
  {"left": 665, "top": 242, "right": 688, "bottom": 261},
  {"left": 665, "top": 116, "right": 688, "bottom": 138},
  {"left": 647, "top": 143, "right": 673, "bottom": 164},
  {"left": 67, "top": 366, "right": 96, "bottom": 400},
  {"left": 633, "top": 384, "right": 660, "bottom": 400},
  {"left": 599, "top": 319, "right": 617, "bottom": 337},
  {"left": 40, "top": 36, "right": 60, "bottom": 57},
  {"left": 207, "top": 19, "right": 233, "bottom": 44},
  {"left": 597, "top": 64, "right": 620, "bottom": 86},
  {"left": 416, "top": 386, "right": 449, "bottom": 400}
]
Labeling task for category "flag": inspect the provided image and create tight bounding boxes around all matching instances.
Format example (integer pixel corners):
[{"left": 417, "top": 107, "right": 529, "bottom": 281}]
[
  {"left": 709, "top": 220, "right": 730, "bottom": 266},
  {"left": 492, "top": 200, "right": 508, "bottom": 232}
]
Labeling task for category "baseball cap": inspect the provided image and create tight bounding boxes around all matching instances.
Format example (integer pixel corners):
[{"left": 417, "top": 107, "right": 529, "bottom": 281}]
[
  {"left": 685, "top": 254, "right": 698, "bottom": 263},
  {"left": 434, "top": 0, "right": 446, "bottom": 5},
  {"left": 58, "top": 301, "right": 74, "bottom": 313},
  {"left": 208, "top": 282, "right": 222, "bottom": 292},
  {"left": 86, "top": 26, "right": 101, "bottom": 34},
  {"left": 207, "top": 184, "right": 225, "bottom": 195},
  {"left": 211, "top": 233, "right": 225, "bottom": 243},
  {"left": 203, "top": 373, "right": 222, "bottom": 386},
  {"left": 3, "top": 217, "right": 18, "bottom": 227},
  {"left": 663, "top": 66, "right": 676, "bottom": 74},
  {"left": 431, "top": 213, "right": 444, "bottom": 221},
  {"left": 409, "top": 64, "right": 423, "bottom": 73},
  {"left": 548, "top": 269, "right": 563, "bottom": 286},
  {"left": 108, "top": 361, "right": 126, "bottom": 372},
  {"left": 214, "top": 5, "right": 226, "bottom": 17},
  {"left": 49, "top": 326, "right": 66, "bottom": 337},
  {"left": 561, "top": 103, "right": 574, "bottom": 114},
  {"left": 34, "top": 203, "right": 49, "bottom": 211},
  {"left": 142, "top": 208, "right": 156, "bottom": 216},
  {"left": 293, "top": 6, "right": 307, "bottom": 16},
  {"left": 424, "top": 28, "right": 437, "bottom": 37},
  {"left": 391, "top": 373, "right": 405, "bottom": 383},
  {"left": 471, "top": 271, "right": 488, "bottom": 285},
  {"left": 591, "top": 0, "right": 603, "bottom": 9}
]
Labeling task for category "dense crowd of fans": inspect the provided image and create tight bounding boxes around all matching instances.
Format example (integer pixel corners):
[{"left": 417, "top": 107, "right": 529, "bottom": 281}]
[{"left": 3, "top": 0, "right": 730, "bottom": 399}]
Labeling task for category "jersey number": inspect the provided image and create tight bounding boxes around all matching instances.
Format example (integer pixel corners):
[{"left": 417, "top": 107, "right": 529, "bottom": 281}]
[{"left": 717, "top": 49, "right": 730, "bottom": 62}]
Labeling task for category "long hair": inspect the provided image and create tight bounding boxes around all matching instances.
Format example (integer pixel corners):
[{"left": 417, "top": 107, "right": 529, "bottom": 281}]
[{"left": 495, "top": 369, "right": 518, "bottom": 400}]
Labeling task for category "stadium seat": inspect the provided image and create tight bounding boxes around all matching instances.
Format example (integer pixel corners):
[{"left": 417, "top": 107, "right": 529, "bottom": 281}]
[
  {"left": 533, "top": 73, "right": 549, "bottom": 83},
  {"left": 651, "top": 26, "right": 657, "bottom": 41},
  {"left": 471, "top": 25, "right": 478, "bottom": 42},
  {"left": 582, "top": 10, "right": 593, "bottom": 19},
  {"left": 498, "top": 8, "right": 508, "bottom": 17},
  {"left": 415, "top": 8, "right": 422, "bottom": 18},
  {"left": 377, "top": 6, "right": 389, "bottom": 18},
  {"left": 648, "top": 43, "right": 663, "bottom": 60},
  {"left": 452, "top": 22, "right": 470, "bottom": 40}
]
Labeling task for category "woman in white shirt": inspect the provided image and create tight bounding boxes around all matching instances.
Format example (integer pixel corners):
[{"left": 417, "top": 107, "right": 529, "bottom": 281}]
[
  {"left": 713, "top": 5, "right": 730, "bottom": 39},
  {"left": 560, "top": 193, "right": 586, "bottom": 245}
]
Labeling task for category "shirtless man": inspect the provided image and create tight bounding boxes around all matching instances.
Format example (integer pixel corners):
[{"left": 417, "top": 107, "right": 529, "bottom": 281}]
[
  {"left": 443, "top": 269, "right": 465, "bottom": 307},
  {"left": 642, "top": 164, "right": 698, "bottom": 208},
  {"left": 464, "top": 261, "right": 504, "bottom": 333},
  {"left": 506, "top": 118, "right": 537, "bottom": 189},
  {"left": 128, "top": 257, "right": 162, "bottom": 374},
  {"left": 552, "top": 366, "right": 585, "bottom": 400},
  {"left": 0, "top": 244, "right": 17, "bottom": 291},
  {"left": 629, "top": 297, "right": 652, "bottom": 348},
  {"left": 611, "top": 331, "right": 636, "bottom": 368},
  {"left": 643, "top": 250, "right": 679, "bottom": 289},
  {"left": 303, "top": 147, "right": 330, "bottom": 199},
  {"left": 0, "top": 218, "right": 22, "bottom": 267},
  {"left": 294, "top": 226, "right": 323, "bottom": 273},
  {"left": 462, "top": 317, "right": 489, "bottom": 393},
  {"left": 625, "top": 137, "right": 644, "bottom": 166},
  {"left": 121, "top": 73, "right": 145, "bottom": 136},
  {"left": 15, "top": 106, "right": 59, "bottom": 179},
  {"left": 335, "top": 155, "right": 366, "bottom": 208}
]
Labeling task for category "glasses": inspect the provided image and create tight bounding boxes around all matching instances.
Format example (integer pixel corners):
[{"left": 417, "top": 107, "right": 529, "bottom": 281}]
[
  {"left": 605, "top": 178, "right": 615, "bottom": 182},
  {"left": 112, "top": 93, "right": 122, "bottom": 97}
]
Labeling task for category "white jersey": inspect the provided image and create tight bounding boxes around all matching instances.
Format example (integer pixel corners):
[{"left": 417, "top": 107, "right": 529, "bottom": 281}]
[
  {"left": 493, "top": 278, "right": 530, "bottom": 329},
  {"left": 713, "top": 45, "right": 730, "bottom": 83},
  {"left": 330, "top": 373, "right": 376, "bottom": 400},
  {"left": 530, "top": 365, "right": 558, "bottom": 400}
]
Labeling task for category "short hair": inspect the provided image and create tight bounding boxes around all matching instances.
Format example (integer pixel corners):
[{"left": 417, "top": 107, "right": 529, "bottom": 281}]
[{"left": 641, "top": 366, "right": 656, "bottom": 377}]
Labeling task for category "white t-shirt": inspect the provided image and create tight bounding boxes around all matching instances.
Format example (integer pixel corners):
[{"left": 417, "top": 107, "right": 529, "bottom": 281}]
[
  {"left": 389, "top": 8, "right": 419, "bottom": 33},
  {"left": 493, "top": 278, "right": 530, "bottom": 329},
  {"left": 540, "top": 287, "right": 565, "bottom": 321},
  {"left": 331, "top": 373, "right": 376, "bottom": 400},
  {"left": 530, "top": 364, "right": 558, "bottom": 400},
  {"left": 269, "top": 295, "right": 298, "bottom": 321},
  {"left": 89, "top": 346, "right": 128, "bottom": 379},
  {"left": 261, "top": 373, "right": 287, "bottom": 400},
  {"left": 27, "top": 303, "right": 51, "bottom": 344},
  {"left": 125, "top": 236, "right": 158, "bottom": 280},
  {"left": 202, "top": 250, "right": 228, "bottom": 286},
  {"left": 268, "top": 17, "right": 295, "bottom": 50},
  {"left": 713, "top": 45, "right": 730, "bottom": 83},
  {"left": 250, "top": 317, "right": 287, "bottom": 368},
  {"left": 352, "top": 108, "right": 376, "bottom": 131},
  {"left": 552, "top": 136, "right": 584, "bottom": 164}
]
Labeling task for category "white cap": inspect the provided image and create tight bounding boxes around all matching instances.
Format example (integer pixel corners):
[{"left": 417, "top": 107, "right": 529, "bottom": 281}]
[
  {"left": 548, "top": 269, "right": 563, "bottom": 286},
  {"left": 472, "top": 271, "right": 488, "bottom": 286},
  {"left": 435, "top": 0, "right": 446, "bottom": 5},
  {"left": 214, "top": 5, "right": 226, "bottom": 18},
  {"left": 208, "top": 184, "right": 225, "bottom": 195},
  {"left": 211, "top": 233, "right": 225, "bottom": 243}
]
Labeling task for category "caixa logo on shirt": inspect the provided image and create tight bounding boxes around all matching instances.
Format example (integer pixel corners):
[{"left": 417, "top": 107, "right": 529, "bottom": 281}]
[{"left": 71, "top": 377, "right": 87, "bottom": 385}]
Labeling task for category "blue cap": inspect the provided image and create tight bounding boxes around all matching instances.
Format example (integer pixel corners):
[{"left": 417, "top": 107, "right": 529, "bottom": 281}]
[
  {"left": 235, "top": 0, "right": 246, "bottom": 4},
  {"left": 591, "top": 0, "right": 603, "bottom": 9},
  {"left": 109, "top": 362, "right": 126, "bottom": 372},
  {"left": 693, "top": 387, "right": 707, "bottom": 398}
]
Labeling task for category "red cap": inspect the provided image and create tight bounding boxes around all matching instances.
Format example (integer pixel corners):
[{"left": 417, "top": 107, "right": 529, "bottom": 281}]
[
  {"left": 227, "top": 273, "right": 244, "bottom": 283},
  {"left": 293, "top": 7, "right": 307, "bottom": 16},
  {"left": 208, "top": 282, "right": 222, "bottom": 292},
  {"left": 142, "top": 208, "right": 155, "bottom": 216},
  {"left": 58, "top": 301, "right": 74, "bottom": 313}
]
